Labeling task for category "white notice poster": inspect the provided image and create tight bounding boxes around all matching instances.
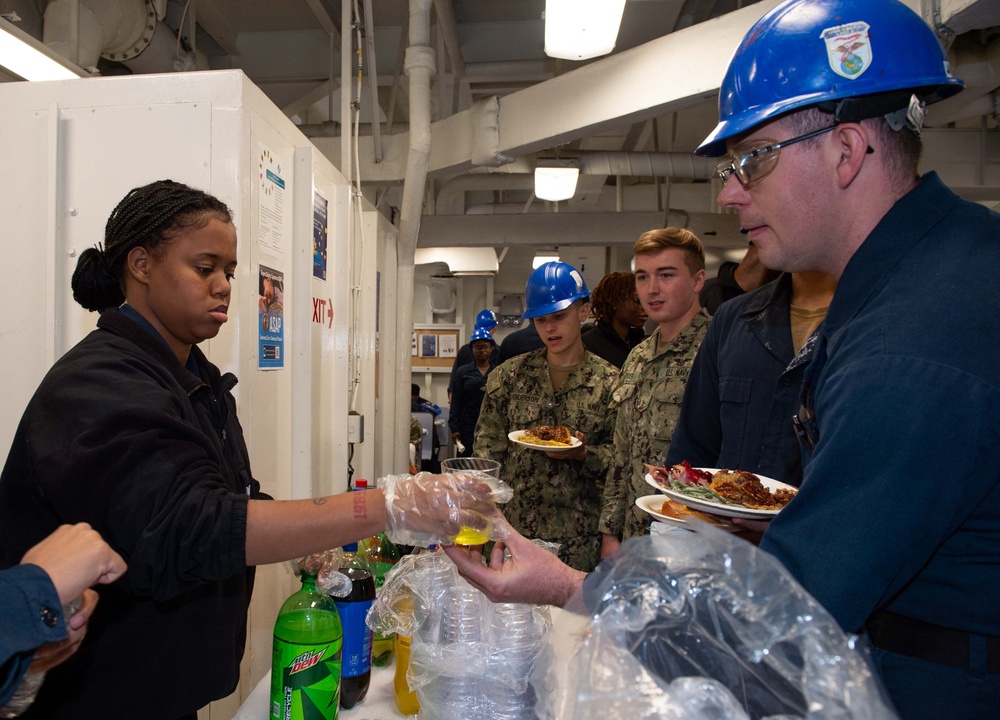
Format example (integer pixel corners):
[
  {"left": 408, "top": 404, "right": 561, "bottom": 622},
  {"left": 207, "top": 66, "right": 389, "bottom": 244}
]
[{"left": 257, "top": 143, "right": 287, "bottom": 255}]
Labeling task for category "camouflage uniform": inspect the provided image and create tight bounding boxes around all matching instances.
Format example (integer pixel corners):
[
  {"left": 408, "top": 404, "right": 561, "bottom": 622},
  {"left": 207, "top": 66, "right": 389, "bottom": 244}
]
[
  {"left": 474, "top": 348, "right": 619, "bottom": 571},
  {"left": 599, "top": 313, "right": 710, "bottom": 541}
]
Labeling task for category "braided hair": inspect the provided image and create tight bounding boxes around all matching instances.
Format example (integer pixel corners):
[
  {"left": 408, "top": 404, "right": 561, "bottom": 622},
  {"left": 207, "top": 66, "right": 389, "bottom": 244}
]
[
  {"left": 71, "top": 180, "right": 233, "bottom": 313},
  {"left": 589, "top": 271, "right": 638, "bottom": 323}
]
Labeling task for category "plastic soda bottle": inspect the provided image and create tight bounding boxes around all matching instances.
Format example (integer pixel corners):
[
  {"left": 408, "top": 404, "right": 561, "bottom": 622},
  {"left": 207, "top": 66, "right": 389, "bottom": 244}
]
[
  {"left": 335, "top": 543, "right": 375, "bottom": 709},
  {"left": 270, "top": 572, "right": 343, "bottom": 720},
  {"left": 359, "top": 531, "right": 401, "bottom": 666},
  {"left": 392, "top": 595, "right": 420, "bottom": 715}
]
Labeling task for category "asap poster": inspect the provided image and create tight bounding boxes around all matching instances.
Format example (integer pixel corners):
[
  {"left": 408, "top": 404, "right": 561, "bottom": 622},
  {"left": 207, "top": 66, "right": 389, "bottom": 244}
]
[{"left": 258, "top": 264, "right": 284, "bottom": 369}]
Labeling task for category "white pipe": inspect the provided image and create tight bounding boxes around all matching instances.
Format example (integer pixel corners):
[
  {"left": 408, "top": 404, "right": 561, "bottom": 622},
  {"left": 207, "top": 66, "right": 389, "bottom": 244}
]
[
  {"left": 44, "top": 0, "right": 205, "bottom": 73},
  {"left": 395, "top": 0, "right": 436, "bottom": 472},
  {"left": 341, "top": 0, "right": 352, "bottom": 183}
]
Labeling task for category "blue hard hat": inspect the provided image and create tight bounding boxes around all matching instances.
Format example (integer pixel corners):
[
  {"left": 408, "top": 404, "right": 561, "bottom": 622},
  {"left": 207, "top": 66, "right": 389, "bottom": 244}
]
[
  {"left": 469, "top": 327, "right": 496, "bottom": 345},
  {"left": 523, "top": 261, "right": 590, "bottom": 320},
  {"left": 474, "top": 309, "right": 498, "bottom": 330},
  {"left": 696, "top": 0, "right": 964, "bottom": 156}
]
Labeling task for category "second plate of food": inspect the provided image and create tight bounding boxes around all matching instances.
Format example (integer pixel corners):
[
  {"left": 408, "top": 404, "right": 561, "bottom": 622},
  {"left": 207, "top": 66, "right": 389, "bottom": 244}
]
[
  {"left": 635, "top": 495, "right": 740, "bottom": 532},
  {"left": 508, "top": 430, "right": 581, "bottom": 452}
]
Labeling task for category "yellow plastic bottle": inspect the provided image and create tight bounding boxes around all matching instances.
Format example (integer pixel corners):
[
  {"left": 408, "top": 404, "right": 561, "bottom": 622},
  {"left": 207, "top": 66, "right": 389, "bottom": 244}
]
[{"left": 393, "top": 596, "right": 419, "bottom": 716}]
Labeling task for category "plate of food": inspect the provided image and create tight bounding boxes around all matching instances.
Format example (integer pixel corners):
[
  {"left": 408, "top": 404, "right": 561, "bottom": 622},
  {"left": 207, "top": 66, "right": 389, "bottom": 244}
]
[
  {"left": 635, "top": 495, "right": 740, "bottom": 532},
  {"left": 644, "top": 461, "right": 797, "bottom": 520},
  {"left": 508, "top": 426, "right": 582, "bottom": 452}
]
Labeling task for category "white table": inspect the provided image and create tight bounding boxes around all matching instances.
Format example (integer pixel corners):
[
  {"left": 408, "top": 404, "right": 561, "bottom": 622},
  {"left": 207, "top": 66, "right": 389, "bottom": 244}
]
[
  {"left": 234, "top": 608, "right": 588, "bottom": 719},
  {"left": 233, "top": 663, "right": 404, "bottom": 719}
]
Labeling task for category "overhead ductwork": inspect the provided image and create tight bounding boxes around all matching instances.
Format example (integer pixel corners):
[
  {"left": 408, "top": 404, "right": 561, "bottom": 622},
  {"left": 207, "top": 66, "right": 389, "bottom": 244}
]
[
  {"left": 43, "top": 0, "right": 206, "bottom": 74},
  {"left": 415, "top": 246, "right": 499, "bottom": 275},
  {"left": 930, "top": 33, "right": 1000, "bottom": 124}
]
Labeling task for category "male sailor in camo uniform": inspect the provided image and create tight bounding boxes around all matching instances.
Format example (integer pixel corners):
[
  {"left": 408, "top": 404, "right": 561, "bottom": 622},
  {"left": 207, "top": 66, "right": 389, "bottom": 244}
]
[
  {"left": 599, "top": 228, "right": 710, "bottom": 555},
  {"left": 473, "top": 262, "right": 619, "bottom": 572}
]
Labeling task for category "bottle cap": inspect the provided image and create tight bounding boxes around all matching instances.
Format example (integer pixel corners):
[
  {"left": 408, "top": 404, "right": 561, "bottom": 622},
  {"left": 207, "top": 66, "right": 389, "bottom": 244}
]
[
  {"left": 343, "top": 542, "right": 359, "bottom": 552},
  {"left": 354, "top": 479, "right": 368, "bottom": 490}
]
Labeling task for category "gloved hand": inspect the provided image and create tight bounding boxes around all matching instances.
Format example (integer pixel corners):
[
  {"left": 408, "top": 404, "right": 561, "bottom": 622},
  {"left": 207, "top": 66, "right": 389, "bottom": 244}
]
[{"left": 381, "top": 471, "right": 511, "bottom": 547}]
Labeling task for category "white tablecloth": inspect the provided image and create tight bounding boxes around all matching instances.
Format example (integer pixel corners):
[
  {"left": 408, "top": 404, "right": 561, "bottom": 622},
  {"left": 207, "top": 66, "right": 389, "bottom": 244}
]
[
  {"left": 233, "top": 607, "right": 588, "bottom": 719},
  {"left": 233, "top": 663, "right": 405, "bottom": 720}
]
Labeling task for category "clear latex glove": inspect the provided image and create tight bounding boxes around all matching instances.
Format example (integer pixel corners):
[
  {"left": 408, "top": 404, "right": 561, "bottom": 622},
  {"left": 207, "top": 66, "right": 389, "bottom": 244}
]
[
  {"left": 381, "top": 471, "right": 511, "bottom": 547},
  {"left": 289, "top": 549, "right": 352, "bottom": 597}
]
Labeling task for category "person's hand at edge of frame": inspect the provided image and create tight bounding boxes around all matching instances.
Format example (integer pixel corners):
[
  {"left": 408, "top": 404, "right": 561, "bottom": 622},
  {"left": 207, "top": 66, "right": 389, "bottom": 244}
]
[
  {"left": 20, "top": 523, "right": 127, "bottom": 607},
  {"left": 19, "top": 523, "right": 127, "bottom": 673}
]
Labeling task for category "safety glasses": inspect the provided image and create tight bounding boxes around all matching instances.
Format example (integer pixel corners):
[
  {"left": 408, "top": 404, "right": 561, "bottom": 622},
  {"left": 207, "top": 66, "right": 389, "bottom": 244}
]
[{"left": 715, "top": 124, "right": 837, "bottom": 188}]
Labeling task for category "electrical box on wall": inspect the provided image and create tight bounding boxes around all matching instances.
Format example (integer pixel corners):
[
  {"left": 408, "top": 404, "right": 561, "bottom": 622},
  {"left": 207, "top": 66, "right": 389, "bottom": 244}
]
[{"left": 348, "top": 412, "right": 365, "bottom": 443}]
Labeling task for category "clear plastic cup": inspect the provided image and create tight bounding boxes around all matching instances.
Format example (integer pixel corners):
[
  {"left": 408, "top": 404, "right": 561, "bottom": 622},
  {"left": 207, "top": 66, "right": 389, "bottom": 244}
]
[
  {"left": 487, "top": 603, "right": 544, "bottom": 719},
  {"left": 440, "top": 457, "right": 501, "bottom": 545}
]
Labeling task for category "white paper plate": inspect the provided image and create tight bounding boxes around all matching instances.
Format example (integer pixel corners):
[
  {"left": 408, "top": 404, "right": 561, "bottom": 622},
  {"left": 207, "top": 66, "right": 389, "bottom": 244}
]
[
  {"left": 635, "top": 495, "right": 740, "bottom": 532},
  {"left": 644, "top": 468, "right": 796, "bottom": 520},
  {"left": 508, "top": 430, "right": 582, "bottom": 453}
]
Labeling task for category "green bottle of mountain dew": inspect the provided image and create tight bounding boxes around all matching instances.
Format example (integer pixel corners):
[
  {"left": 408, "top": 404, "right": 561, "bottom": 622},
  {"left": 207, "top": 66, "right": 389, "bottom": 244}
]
[{"left": 270, "top": 572, "right": 343, "bottom": 720}]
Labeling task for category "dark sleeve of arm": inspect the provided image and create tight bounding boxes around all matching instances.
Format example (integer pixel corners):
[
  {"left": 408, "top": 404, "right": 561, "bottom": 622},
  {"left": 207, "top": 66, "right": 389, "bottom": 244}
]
[
  {"left": 0, "top": 565, "right": 67, "bottom": 706},
  {"left": 37, "top": 398, "right": 250, "bottom": 602},
  {"left": 666, "top": 319, "right": 724, "bottom": 468},
  {"left": 449, "top": 372, "right": 465, "bottom": 431}
]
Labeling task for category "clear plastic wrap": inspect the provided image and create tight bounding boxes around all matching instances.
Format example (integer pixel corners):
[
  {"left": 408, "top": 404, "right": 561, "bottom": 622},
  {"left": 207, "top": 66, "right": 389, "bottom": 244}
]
[
  {"left": 287, "top": 549, "right": 351, "bottom": 598},
  {"left": 368, "top": 548, "right": 551, "bottom": 719},
  {"left": 380, "top": 471, "right": 513, "bottom": 547},
  {"left": 558, "top": 524, "right": 898, "bottom": 720}
]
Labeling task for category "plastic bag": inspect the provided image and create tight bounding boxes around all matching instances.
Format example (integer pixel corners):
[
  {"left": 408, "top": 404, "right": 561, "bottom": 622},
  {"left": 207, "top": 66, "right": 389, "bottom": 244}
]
[
  {"left": 287, "top": 548, "right": 351, "bottom": 598},
  {"left": 557, "top": 524, "right": 897, "bottom": 720},
  {"left": 380, "top": 471, "right": 513, "bottom": 548},
  {"left": 367, "top": 548, "right": 551, "bottom": 720}
]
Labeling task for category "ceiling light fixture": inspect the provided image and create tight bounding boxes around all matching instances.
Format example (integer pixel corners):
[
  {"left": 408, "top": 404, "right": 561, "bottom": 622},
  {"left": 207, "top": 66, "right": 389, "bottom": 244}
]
[
  {"left": 534, "top": 162, "right": 579, "bottom": 202},
  {"left": 532, "top": 251, "right": 561, "bottom": 269},
  {"left": 0, "top": 17, "right": 87, "bottom": 81},
  {"left": 544, "top": 0, "right": 627, "bottom": 61}
]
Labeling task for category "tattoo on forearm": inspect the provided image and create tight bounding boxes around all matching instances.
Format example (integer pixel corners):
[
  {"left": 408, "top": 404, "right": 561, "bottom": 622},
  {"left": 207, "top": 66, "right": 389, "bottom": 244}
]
[
  {"left": 353, "top": 491, "right": 368, "bottom": 519},
  {"left": 313, "top": 497, "right": 328, "bottom": 506}
]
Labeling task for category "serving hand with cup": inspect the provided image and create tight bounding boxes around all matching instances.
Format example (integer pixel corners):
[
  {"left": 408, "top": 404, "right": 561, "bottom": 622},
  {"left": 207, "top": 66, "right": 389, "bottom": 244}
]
[
  {"left": 381, "top": 468, "right": 512, "bottom": 548},
  {"left": 439, "top": 457, "right": 512, "bottom": 546}
]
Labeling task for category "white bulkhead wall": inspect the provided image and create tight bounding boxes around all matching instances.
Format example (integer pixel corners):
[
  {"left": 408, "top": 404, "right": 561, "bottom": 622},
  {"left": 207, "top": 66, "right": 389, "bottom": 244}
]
[{"left": 0, "top": 69, "right": 396, "bottom": 716}]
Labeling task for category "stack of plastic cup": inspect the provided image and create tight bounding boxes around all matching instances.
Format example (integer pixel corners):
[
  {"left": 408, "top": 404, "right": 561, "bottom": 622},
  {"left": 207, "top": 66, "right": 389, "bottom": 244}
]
[
  {"left": 487, "top": 603, "right": 545, "bottom": 719},
  {"left": 414, "top": 551, "right": 456, "bottom": 645},
  {"left": 428, "top": 586, "right": 486, "bottom": 720}
]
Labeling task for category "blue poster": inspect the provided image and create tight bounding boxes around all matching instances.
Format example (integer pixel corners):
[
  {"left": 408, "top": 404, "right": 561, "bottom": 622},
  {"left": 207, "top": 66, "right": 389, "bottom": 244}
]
[
  {"left": 313, "top": 191, "right": 328, "bottom": 280},
  {"left": 258, "top": 264, "right": 285, "bottom": 369}
]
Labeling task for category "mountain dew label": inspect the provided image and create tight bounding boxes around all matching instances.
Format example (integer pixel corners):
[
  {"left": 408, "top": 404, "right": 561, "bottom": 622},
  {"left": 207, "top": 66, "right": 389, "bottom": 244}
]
[{"left": 270, "top": 636, "right": 343, "bottom": 720}]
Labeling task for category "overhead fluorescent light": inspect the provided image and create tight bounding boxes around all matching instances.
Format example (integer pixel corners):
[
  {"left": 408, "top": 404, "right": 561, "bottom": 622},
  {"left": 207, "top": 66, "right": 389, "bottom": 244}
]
[
  {"left": 534, "top": 166, "right": 579, "bottom": 202},
  {"left": 0, "top": 17, "right": 87, "bottom": 81},
  {"left": 544, "top": 0, "right": 626, "bottom": 61},
  {"left": 533, "top": 253, "right": 560, "bottom": 269}
]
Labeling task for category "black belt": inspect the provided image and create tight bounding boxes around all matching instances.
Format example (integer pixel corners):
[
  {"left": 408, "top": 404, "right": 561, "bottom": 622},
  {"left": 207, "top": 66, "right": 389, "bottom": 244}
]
[{"left": 866, "top": 609, "right": 1000, "bottom": 674}]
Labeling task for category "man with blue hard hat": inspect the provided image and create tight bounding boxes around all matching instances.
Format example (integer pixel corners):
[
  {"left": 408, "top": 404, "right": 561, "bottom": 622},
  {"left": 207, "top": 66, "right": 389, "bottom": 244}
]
[
  {"left": 473, "top": 261, "right": 619, "bottom": 571},
  {"left": 447, "top": 309, "right": 500, "bottom": 400},
  {"left": 442, "top": 2, "right": 1000, "bottom": 718},
  {"left": 700, "top": 3, "right": 1000, "bottom": 718}
]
